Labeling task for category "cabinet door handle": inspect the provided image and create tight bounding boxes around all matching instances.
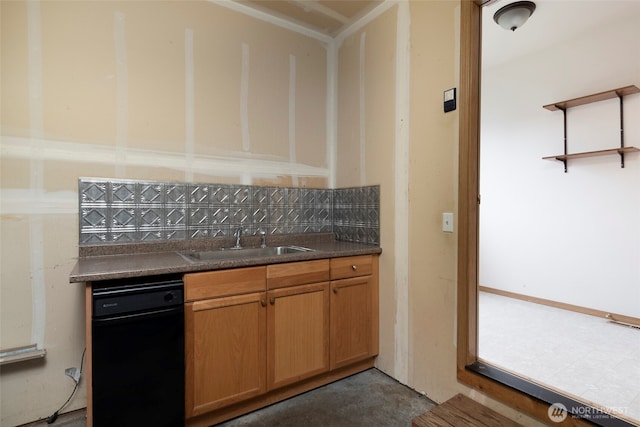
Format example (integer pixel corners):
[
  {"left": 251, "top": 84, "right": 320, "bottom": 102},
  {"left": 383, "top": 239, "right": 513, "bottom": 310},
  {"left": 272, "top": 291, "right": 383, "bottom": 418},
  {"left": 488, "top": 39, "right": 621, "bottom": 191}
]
[
  {"left": 352, "top": 265, "right": 358, "bottom": 271},
  {"left": 261, "top": 299, "right": 266, "bottom": 307},
  {"left": 333, "top": 287, "right": 338, "bottom": 294},
  {"left": 270, "top": 297, "right": 275, "bottom": 305}
]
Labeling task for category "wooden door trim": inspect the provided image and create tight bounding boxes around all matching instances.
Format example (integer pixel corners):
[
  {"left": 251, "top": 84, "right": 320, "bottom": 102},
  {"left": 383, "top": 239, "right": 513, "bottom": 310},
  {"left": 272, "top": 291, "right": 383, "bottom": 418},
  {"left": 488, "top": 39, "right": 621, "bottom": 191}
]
[{"left": 457, "top": 2, "right": 597, "bottom": 425}]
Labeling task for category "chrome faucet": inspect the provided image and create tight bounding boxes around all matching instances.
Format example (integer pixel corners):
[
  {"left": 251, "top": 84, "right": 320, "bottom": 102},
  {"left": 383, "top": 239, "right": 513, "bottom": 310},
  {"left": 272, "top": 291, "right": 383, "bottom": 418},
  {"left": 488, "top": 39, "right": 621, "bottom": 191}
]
[
  {"left": 257, "top": 228, "right": 267, "bottom": 248},
  {"left": 233, "top": 226, "right": 243, "bottom": 249}
]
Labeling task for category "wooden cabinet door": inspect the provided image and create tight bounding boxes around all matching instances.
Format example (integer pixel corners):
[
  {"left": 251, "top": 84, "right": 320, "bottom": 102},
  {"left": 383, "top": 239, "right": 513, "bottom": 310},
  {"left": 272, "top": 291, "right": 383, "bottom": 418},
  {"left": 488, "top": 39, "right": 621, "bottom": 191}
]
[
  {"left": 267, "top": 282, "right": 330, "bottom": 390},
  {"left": 185, "top": 292, "right": 266, "bottom": 418},
  {"left": 330, "top": 275, "right": 373, "bottom": 370}
]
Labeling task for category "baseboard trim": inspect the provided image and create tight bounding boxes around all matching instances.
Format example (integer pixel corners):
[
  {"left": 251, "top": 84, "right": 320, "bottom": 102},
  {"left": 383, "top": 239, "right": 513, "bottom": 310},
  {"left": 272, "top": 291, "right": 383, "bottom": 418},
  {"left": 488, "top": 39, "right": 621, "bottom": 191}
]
[{"left": 479, "top": 286, "right": 640, "bottom": 327}]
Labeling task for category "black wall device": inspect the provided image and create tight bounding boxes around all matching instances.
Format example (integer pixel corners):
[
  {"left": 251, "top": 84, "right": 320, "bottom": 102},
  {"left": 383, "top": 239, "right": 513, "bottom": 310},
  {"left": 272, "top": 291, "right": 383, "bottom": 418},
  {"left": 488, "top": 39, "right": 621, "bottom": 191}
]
[{"left": 444, "top": 88, "right": 456, "bottom": 113}]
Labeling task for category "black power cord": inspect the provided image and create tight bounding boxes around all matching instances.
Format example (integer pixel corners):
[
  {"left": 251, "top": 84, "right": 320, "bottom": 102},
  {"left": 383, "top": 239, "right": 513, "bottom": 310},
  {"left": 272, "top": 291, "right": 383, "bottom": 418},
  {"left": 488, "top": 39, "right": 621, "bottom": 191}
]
[{"left": 46, "top": 347, "right": 86, "bottom": 424}]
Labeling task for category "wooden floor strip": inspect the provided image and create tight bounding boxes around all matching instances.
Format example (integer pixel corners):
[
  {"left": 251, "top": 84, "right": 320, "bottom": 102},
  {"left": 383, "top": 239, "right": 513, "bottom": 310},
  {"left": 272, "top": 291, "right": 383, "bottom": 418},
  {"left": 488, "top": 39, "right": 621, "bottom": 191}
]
[{"left": 413, "top": 394, "right": 522, "bottom": 427}]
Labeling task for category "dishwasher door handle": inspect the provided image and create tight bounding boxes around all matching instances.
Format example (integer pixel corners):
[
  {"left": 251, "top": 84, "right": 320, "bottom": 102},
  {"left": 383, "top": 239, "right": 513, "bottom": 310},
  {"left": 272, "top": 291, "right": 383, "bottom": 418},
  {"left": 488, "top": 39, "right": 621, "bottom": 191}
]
[{"left": 93, "top": 306, "right": 183, "bottom": 324}]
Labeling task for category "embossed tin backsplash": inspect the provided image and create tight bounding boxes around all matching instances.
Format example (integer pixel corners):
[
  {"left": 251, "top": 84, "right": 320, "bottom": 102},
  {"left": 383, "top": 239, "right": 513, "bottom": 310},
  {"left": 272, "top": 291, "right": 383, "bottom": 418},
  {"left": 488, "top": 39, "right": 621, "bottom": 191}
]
[{"left": 79, "top": 178, "right": 379, "bottom": 246}]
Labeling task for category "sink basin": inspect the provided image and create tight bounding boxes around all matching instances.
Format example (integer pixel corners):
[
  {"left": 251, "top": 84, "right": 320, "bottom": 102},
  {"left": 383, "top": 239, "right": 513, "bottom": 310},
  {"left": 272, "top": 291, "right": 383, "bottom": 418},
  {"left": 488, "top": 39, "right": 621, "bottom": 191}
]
[
  {"left": 179, "top": 245, "right": 314, "bottom": 262},
  {"left": 264, "top": 246, "right": 313, "bottom": 255}
]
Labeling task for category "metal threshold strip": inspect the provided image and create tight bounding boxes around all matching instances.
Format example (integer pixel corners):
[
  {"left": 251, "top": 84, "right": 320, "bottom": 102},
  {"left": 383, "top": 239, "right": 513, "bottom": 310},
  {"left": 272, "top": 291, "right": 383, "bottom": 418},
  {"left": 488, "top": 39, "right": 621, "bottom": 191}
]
[
  {"left": 0, "top": 344, "right": 46, "bottom": 366},
  {"left": 467, "top": 361, "right": 636, "bottom": 427}
]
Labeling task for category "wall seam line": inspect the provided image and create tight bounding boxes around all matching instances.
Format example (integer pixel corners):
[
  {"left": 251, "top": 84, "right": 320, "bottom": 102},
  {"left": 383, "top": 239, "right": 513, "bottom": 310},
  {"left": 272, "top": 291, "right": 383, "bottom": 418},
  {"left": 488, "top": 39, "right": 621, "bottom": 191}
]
[
  {"left": 185, "top": 28, "right": 195, "bottom": 182},
  {"left": 289, "top": 54, "right": 298, "bottom": 187},
  {"left": 114, "top": 11, "right": 128, "bottom": 178},
  {"left": 241, "top": 43, "right": 251, "bottom": 153},
  {"left": 27, "top": 0, "right": 46, "bottom": 350},
  {"left": 359, "top": 32, "right": 367, "bottom": 186},
  {"left": 327, "top": 41, "right": 338, "bottom": 188}
]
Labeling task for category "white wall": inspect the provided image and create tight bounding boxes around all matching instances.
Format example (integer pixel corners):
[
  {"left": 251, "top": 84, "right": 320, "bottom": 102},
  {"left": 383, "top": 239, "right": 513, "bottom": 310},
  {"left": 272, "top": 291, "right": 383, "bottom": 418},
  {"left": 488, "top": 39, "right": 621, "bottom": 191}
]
[{"left": 480, "top": 6, "right": 640, "bottom": 317}]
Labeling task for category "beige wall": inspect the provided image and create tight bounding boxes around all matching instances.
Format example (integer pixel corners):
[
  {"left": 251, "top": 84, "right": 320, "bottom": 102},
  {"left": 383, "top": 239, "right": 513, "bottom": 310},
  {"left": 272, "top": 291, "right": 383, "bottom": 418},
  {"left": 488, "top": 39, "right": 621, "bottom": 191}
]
[
  {"left": 337, "top": 5, "right": 398, "bottom": 378},
  {"left": 336, "top": 2, "right": 543, "bottom": 425},
  {"left": 407, "top": 0, "right": 459, "bottom": 401},
  {"left": 1, "top": 1, "right": 327, "bottom": 425},
  {"left": 1, "top": 1, "right": 546, "bottom": 426}
]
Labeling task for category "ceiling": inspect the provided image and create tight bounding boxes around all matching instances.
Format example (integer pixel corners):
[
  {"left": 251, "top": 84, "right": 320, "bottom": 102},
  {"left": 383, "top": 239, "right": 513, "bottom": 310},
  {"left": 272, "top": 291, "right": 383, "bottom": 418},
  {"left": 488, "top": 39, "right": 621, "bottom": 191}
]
[
  {"left": 482, "top": 0, "right": 640, "bottom": 69},
  {"left": 237, "top": 0, "right": 382, "bottom": 37},
  {"left": 235, "top": 1, "right": 639, "bottom": 64}
]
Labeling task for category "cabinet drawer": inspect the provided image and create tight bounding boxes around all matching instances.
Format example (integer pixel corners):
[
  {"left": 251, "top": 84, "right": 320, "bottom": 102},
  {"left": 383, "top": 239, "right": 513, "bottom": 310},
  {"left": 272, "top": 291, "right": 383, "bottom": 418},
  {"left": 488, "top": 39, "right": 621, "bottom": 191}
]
[
  {"left": 330, "top": 255, "right": 373, "bottom": 280},
  {"left": 267, "top": 260, "right": 330, "bottom": 289},
  {"left": 184, "top": 266, "right": 266, "bottom": 301}
]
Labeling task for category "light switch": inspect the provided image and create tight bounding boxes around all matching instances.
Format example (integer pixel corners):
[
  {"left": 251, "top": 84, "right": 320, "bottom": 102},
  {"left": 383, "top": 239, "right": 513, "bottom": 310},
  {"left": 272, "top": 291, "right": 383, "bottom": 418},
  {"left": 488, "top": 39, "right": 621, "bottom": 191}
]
[{"left": 442, "top": 212, "right": 454, "bottom": 233}]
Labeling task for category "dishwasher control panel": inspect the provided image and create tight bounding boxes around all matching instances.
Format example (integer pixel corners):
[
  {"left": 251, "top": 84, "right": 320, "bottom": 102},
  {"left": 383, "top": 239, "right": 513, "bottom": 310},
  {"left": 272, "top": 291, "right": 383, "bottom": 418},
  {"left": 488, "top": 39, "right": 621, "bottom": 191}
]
[{"left": 92, "top": 277, "right": 183, "bottom": 318}]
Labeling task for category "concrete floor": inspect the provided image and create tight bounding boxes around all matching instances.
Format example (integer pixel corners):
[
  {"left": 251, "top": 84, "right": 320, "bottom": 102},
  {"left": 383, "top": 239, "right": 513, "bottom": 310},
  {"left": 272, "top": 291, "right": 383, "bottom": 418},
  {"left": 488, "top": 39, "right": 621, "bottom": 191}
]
[{"left": 24, "top": 368, "right": 435, "bottom": 427}]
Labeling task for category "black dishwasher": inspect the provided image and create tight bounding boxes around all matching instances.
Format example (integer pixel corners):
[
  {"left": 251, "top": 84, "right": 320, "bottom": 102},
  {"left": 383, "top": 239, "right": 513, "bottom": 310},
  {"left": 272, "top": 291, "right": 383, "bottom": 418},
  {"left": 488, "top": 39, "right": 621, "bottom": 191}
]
[{"left": 92, "top": 275, "right": 184, "bottom": 427}]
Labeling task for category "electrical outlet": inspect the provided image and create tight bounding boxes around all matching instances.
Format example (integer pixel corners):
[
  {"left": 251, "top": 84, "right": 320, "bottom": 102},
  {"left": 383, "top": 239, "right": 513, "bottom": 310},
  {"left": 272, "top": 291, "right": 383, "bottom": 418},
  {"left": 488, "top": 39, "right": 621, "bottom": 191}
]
[{"left": 65, "top": 367, "right": 80, "bottom": 383}]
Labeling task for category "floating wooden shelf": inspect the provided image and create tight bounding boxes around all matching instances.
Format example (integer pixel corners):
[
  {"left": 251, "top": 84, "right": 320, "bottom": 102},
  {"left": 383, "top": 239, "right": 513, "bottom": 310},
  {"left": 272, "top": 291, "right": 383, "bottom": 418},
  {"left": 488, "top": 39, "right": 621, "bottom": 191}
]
[
  {"left": 543, "top": 146, "right": 640, "bottom": 162},
  {"left": 543, "top": 85, "right": 640, "bottom": 111},
  {"left": 543, "top": 85, "right": 639, "bottom": 172}
]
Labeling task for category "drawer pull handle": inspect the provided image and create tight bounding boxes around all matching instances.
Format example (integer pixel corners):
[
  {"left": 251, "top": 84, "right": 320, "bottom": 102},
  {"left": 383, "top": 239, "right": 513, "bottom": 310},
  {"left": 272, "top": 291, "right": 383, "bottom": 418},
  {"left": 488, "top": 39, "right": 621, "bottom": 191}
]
[
  {"left": 333, "top": 287, "right": 338, "bottom": 294},
  {"left": 352, "top": 265, "right": 357, "bottom": 271},
  {"left": 270, "top": 297, "right": 275, "bottom": 305}
]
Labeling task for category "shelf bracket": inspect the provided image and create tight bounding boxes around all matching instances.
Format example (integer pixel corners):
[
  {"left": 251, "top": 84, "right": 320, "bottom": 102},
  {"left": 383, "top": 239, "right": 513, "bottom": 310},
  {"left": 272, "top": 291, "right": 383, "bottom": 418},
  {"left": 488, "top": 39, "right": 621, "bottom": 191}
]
[
  {"left": 560, "top": 107, "right": 568, "bottom": 173},
  {"left": 618, "top": 92, "right": 625, "bottom": 168}
]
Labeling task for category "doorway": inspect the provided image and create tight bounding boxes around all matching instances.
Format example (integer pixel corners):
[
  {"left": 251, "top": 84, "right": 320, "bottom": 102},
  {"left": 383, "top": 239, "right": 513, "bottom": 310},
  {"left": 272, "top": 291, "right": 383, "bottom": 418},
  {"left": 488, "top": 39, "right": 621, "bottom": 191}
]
[{"left": 477, "top": 1, "right": 640, "bottom": 425}]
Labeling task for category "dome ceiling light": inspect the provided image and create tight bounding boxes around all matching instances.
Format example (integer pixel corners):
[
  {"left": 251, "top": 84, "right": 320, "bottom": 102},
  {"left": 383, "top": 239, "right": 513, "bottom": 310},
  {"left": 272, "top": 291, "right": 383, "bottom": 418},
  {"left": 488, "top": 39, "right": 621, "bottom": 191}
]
[{"left": 493, "top": 1, "right": 536, "bottom": 31}]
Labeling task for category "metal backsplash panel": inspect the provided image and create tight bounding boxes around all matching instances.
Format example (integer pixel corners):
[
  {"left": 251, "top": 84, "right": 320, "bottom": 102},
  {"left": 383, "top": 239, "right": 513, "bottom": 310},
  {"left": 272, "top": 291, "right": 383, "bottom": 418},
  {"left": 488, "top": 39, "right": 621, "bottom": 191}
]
[
  {"left": 79, "top": 178, "right": 379, "bottom": 246},
  {"left": 332, "top": 186, "right": 380, "bottom": 245}
]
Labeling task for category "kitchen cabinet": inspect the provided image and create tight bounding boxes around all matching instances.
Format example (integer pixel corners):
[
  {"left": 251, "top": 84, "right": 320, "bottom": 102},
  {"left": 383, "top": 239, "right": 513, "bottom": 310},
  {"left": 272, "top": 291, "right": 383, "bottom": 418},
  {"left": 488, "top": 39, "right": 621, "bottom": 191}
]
[
  {"left": 330, "top": 255, "right": 378, "bottom": 370},
  {"left": 185, "top": 292, "right": 266, "bottom": 417},
  {"left": 184, "top": 267, "right": 266, "bottom": 418},
  {"left": 267, "top": 282, "right": 330, "bottom": 390},
  {"left": 266, "top": 260, "right": 330, "bottom": 390},
  {"left": 183, "top": 255, "right": 378, "bottom": 427},
  {"left": 77, "top": 238, "right": 381, "bottom": 427}
]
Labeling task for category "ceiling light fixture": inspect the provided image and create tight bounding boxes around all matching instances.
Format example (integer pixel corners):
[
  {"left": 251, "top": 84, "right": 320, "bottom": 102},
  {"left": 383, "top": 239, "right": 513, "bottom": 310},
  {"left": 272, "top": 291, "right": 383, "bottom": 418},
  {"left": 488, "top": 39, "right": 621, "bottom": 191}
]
[{"left": 493, "top": 1, "right": 536, "bottom": 31}]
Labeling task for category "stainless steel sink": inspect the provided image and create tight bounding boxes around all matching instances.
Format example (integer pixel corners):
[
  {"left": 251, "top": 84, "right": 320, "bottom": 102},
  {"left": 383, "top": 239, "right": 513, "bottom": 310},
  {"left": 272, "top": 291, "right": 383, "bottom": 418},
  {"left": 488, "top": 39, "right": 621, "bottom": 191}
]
[
  {"left": 265, "top": 246, "right": 314, "bottom": 255},
  {"left": 178, "top": 245, "right": 314, "bottom": 262}
]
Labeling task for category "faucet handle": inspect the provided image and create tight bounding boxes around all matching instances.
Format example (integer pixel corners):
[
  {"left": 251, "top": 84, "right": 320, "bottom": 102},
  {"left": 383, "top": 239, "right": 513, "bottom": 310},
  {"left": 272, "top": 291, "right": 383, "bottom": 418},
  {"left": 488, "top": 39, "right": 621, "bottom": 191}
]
[
  {"left": 256, "top": 228, "right": 267, "bottom": 248},
  {"left": 232, "top": 226, "right": 244, "bottom": 249}
]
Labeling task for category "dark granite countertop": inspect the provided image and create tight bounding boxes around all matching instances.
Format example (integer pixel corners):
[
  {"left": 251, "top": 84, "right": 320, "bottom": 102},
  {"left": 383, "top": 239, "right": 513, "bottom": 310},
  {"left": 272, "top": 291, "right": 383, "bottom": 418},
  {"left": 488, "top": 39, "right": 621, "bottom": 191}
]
[{"left": 69, "top": 233, "right": 382, "bottom": 283}]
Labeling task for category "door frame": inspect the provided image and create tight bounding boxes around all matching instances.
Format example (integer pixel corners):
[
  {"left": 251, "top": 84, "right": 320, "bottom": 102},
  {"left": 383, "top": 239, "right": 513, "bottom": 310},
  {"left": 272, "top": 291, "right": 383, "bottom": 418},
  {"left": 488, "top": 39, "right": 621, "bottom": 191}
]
[{"left": 456, "top": 1, "right": 595, "bottom": 425}]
